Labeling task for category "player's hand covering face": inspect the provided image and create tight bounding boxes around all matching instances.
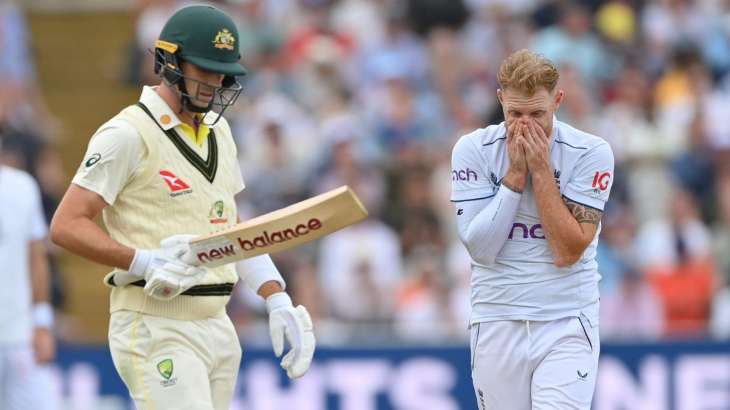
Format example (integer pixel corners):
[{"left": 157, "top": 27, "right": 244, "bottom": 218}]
[
  {"left": 521, "top": 119, "right": 552, "bottom": 174},
  {"left": 506, "top": 121, "right": 528, "bottom": 175},
  {"left": 500, "top": 87, "right": 563, "bottom": 142}
]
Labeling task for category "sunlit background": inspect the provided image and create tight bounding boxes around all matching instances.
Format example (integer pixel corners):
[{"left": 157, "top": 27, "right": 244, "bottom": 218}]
[{"left": 2, "top": 0, "right": 730, "bottom": 408}]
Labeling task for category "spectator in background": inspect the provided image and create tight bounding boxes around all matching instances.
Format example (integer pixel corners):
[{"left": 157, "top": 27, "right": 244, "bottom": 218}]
[
  {"left": 596, "top": 204, "right": 637, "bottom": 298},
  {"left": 234, "top": 91, "right": 319, "bottom": 204},
  {"left": 554, "top": 64, "right": 598, "bottom": 133},
  {"left": 641, "top": 0, "right": 711, "bottom": 75},
  {"left": 532, "top": 1, "right": 614, "bottom": 87},
  {"left": 652, "top": 46, "right": 708, "bottom": 153},
  {"left": 598, "top": 65, "right": 673, "bottom": 222},
  {"left": 366, "top": 66, "right": 449, "bottom": 152},
  {"left": 601, "top": 265, "right": 665, "bottom": 340},
  {"left": 354, "top": 5, "right": 429, "bottom": 93},
  {"left": 129, "top": 0, "right": 178, "bottom": 85},
  {"left": 394, "top": 246, "right": 454, "bottom": 341},
  {"left": 282, "top": 0, "right": 355, "bottom": 70},
  {"left": 316, "top": 215, "right": 403, "bottom": 339},
  {"left": 315, "top": 137, "right": 398, "bottom": 338},
  {"left": 637, "top": 187, "right": 717, "bottom": 337}
]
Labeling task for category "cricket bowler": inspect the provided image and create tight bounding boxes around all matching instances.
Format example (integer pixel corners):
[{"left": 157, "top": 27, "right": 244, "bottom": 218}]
[
  {"left": 451, "top": 50, "right": 614, "bottom": 409},
  {"left": 50, "top": 5, "right": 315, "bottom": 409}
]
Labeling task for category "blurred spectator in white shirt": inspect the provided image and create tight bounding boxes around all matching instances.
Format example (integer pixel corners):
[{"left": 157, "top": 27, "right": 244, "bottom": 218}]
[{"left": 601, "top": 266, "right": 665, "bottom": 340}]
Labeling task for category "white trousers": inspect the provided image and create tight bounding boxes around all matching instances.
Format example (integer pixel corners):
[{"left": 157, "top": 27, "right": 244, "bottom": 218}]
[
  {"left": 109, "top": 310, "right": 242, "bottom": 410},
  {"left": 0, "top": 344, "right": 56, "bottom": 410},
  {"left": 470, "top": 316, "right": 600, "bottom": 410}
]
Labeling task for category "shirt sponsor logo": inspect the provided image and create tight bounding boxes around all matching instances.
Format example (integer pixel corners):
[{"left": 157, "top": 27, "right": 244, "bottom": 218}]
[
  {"left": 508, "top": 223, "right": 545, "bottom": 239},
  {"left": 195, "top": 218, "right": 323, "bottom": 264},
  {"left": 159, "top": 170, "right": 193, "bottom": 197},
  {"left": 452, "top": 168, "right": 478, "bottom": 181},
  {"left": 85, "top": 153, "right": 101, "bottom": 168},
  {"left": 592, "top": 171, "right": 611, "bottom": 192},
  {"left": 209, "top": 200, "right": 228, "bottom": 224}
]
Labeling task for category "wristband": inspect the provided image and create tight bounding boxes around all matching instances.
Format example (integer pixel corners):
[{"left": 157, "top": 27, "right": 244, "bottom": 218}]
[
  {"left": 33, "top": 302, "right": 54, "bottom": 328},
  {"left": 237, "top": 255, "right": 286, "bottom": 293},
  {"left": 128, "top": 249, "right": 152, "bottom": 278}
]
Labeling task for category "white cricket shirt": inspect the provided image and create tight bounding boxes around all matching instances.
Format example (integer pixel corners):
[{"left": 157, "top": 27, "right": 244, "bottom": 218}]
[
  {"left": 451, "top": 119, "right": 614, "bottom": 325},
  {"left": 0, "top": 166, "right": 47, "bottom": 343}
]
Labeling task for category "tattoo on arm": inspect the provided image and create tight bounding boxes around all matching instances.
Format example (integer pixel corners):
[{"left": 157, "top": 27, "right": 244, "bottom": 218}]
[{"left": 562, "top": 197, "right": 603, "bottom": 225}]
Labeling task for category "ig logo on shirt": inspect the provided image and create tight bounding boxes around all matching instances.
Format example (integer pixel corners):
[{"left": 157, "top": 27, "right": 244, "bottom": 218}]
[{"left": 592, "top": 171, "right": 611, "bottom": 193}]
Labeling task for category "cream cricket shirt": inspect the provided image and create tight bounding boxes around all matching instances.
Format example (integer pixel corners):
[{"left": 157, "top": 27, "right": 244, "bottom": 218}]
[
  {"left": 0, "top": 166, "right": 47, "bottom": 343},
  {"left": 72, "top": 86, "right": 245, "bottom": 319}
]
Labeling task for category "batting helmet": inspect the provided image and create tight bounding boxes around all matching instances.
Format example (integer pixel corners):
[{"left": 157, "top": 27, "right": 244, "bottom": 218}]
[{"left": 153, "top": 5, "right": 247, "bottom": 120}]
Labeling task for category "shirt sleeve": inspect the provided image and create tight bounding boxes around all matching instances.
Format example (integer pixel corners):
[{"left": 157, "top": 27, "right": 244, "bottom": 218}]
[
  {"left": 233, "top": 161, "right": 245, "bottom": 194},
  {"left": 562, "top": 142, "right": 615, "bottom": 211},
  {"left": 450, "top": 134, "right": 495, "bottom": 202},
  {"left": 219, "top": 117, "right": 246, "bottom": 194},
  {"left": 71, "top": 119, "right": 145, "bottom": 206}
]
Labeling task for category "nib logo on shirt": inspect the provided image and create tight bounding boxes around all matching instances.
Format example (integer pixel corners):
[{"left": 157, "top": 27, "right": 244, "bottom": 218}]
[{"left": 159, "top": 170, "right": 193, "bottom": 197}]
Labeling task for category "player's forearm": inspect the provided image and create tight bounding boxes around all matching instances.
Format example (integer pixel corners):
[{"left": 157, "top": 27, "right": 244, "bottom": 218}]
[
  {"left": 258, "top": 280, "right": 284, "bottom": 298},
  {"left": 457, "top": 184, "right": 522, "bottom": 265},
  {"left": 50, "top": 216, "right": 135, "bottom": 270},
  {"left": 530, "top": 170, "right": 587, "bottom": 266},
  {"left": 29, "top": 240, "right": 51, "bottom": 304}
]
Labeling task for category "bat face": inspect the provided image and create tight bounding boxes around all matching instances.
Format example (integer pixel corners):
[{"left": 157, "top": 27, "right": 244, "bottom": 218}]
[
  {"left": 187, "top": 186, "right": 367, "bottom": 267},
  {"left": 194, "top": 217, "right": 322, "bottom": 264}
]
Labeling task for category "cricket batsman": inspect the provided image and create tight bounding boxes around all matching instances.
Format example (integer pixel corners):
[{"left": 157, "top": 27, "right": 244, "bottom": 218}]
[
  {"left": 50, "top": 5, "right": 315, "bottom": 409},
  {"left": 451, "top": 50, "right": 614, "bottom": 409}
]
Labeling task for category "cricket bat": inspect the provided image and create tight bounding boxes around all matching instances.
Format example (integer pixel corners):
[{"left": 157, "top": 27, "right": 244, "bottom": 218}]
[{"left": 188, "top": 186, "right": 368, "bottom": 267}]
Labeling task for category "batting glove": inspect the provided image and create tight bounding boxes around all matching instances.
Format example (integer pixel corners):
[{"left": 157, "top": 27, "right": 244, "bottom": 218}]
[
  {"left": 266, "top": 292, "right": 316, "bottom": 379},
  {"left": 111, "top": 234, "right": 206, "bottom": 300}
]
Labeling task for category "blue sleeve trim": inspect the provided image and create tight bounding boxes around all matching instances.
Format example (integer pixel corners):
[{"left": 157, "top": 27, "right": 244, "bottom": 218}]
[
  {"left": 554, "top": 140, "right": 588, "bottom": 150},
  {"left": 482, "top": 137, "right": 507, "bottom": 146},
  {"left": 451, "top": 193, "right": 497, "bottom": 203}
]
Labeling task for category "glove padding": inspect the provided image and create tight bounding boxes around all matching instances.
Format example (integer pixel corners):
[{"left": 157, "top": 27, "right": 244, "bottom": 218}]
[
  {"left": 266, "top": 293, "right": 316, "bottom": 379},
  {"left": 143, "top": 261, "right": 206, "bottom": 301},
  {"left": 119, "top": 234, "right": 206, "bottom": 301},
  {"left": 144, "top": 234, "right": 206, "bottom": 300}
]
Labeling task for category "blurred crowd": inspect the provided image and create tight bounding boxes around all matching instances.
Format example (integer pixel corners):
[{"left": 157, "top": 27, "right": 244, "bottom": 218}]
[{"left": 3, "top": 0, "right": 730, "bottom": 346}]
